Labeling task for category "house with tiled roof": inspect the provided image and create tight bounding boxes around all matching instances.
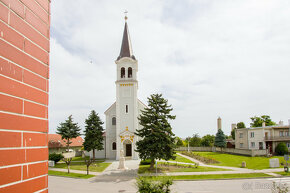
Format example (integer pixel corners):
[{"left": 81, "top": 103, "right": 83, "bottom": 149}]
[{"left": 48, "top": 134, "right": 84, "bottom": 154}]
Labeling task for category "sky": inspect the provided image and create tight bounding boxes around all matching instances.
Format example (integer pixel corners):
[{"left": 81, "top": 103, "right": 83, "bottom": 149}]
[{"left": 49, "top": 0, "right": 290, "bottom": 138}]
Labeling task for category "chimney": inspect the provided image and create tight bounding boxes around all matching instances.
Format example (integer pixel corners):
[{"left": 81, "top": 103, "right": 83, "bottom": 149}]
[
  {"left": 231, "top": 123, "right": 237, "bottom": 131},
  {"left": 279, "top": 120, "right": 284, "bottom": 126},
  {"left": 217, "top": 117, "right": 222, "bottom": 130},
  {"left": 262, "top": 122, "right": 266, "bottom": 128}
]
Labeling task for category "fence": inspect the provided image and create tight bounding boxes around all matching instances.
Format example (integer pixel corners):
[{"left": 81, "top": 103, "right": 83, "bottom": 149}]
[{"left": 176, "top": 146, "right": 267, "bottom": 157}]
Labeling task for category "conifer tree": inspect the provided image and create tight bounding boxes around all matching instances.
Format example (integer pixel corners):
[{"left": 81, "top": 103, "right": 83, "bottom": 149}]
[
  {"left": 83, "top": 110, "right": 104, "bottom": 161},
  {"left": 135, "top": 93, "right": 176, "bottom": 169},
  {"left": 56, "top": 115, "right": 81, "bottom": 151},
  {"left": 214, "top": 129, "right": 226, "bottom": 149}
]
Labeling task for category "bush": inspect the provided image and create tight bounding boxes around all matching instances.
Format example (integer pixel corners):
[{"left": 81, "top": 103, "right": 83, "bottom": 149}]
[
  {"left": 49, "top": 153, "right": 64, "bottom": 163},
  {"left": 140, "top": 159, "right": 152, "bottom": 165},
  {"left": 275, "top": 143, "right": 288, "bottom": 156},
  {"left": 136, "top": 177, "right": 172, "bottom": 193}
]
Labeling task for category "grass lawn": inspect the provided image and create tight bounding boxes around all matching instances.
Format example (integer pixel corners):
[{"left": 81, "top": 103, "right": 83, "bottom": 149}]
[
  {"left": 143, "top": 173, "right": 272, "bottom": 181},
  {"left": 53, "top": 161, "right": 111, "bottom": 172},
  {"left": 275, "top": 172, "right": 290, "bottom": 176},
  {"left": 167, "top": 154, "right": 195, "bottom": 163},
  {"left": 48, "top": 170, "right": 95, "bottom": 179},
  {"left": 138, "top": 162, "right": 230, "bottom": 174},
  {"left": 184, "top": 152, "right": 284, "bottom": 170}
]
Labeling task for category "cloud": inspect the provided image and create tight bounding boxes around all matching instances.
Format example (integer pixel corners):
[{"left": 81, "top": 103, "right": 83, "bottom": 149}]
[{"left": 49, "top": 0, "right": 290, "bottom": 137}]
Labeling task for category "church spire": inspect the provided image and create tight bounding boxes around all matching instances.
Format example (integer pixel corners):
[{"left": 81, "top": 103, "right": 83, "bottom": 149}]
[{"left": 117, "top": 13, "right": 136, "bottom": 61}]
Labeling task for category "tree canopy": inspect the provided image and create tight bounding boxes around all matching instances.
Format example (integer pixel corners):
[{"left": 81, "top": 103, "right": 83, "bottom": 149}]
[
  {"left": 237, "top": 122, "right": 246, "bottom": 129},
  {"left": 214, "top": 129, "right": 226, "bottom": 148},
  {"left": 56, "top": 115, "right": 81, "bottom": 151},
  {"left": 83, "top": 110, "right": 104, "bottom": 161},
  {"left": 201, "top": 134, "right": 215, "bottom": 147},
  {"left": 250, "top": 115, "right": 276, "bottom": 127},
  {"left": 135, "top": 93, "right": 176, "bottom": 169}
]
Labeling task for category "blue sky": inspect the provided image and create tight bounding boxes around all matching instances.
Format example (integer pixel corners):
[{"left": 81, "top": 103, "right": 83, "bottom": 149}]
[{"left": 49, "top": 0, "right": 290, "bottom": 138}]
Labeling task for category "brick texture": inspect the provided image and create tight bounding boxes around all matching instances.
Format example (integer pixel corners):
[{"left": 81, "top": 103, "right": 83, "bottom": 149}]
[
  {"left": 0, "top": 0, "right": 50, "bottom": 191},
  {"left": 0, "top": 166, "right": 22, "bottom": 186},
  {"left": 0, "top": 131, "right": 22, "bottom": 148}
]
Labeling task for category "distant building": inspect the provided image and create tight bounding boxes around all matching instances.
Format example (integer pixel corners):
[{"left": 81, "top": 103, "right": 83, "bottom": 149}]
[
  {"left": 48, "top": 134, "right": 84, "bottom": 155},
  {"left": 217, "top": 117, "right": 222, "bottom": 131},
  {"left": 235, "top": 121, "right": 290, "bottom": 154}
]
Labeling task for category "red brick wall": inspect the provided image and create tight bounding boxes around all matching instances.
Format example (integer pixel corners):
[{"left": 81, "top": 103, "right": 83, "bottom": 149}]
[{"left": 0, "top": 0, "right": 50, "bottom": 192}]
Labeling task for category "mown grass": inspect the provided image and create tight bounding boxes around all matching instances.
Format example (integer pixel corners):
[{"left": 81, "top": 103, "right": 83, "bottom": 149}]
[
  {"left": 48, "top": 170, "right": 95, "bottom": 179},
  {"left": 53, "top": 161, "right": 111, "bottom": 172},
  {"left": 138, "top": 162, "right": 230, "bottom": 174},
  {"left": 183, "top": 152, "right": 284, "bottom": 170},
  {"left": 167, "top": 154, "right": 195, "bottom": 163},
  {"left": 143, "top": 173, "right": 272, "bottom": 181},
  {"left": 275, "top": 172, "right": 290, "bottom": 176}
]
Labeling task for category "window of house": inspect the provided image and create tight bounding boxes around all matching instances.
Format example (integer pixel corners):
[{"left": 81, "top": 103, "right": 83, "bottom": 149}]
[
  {"left": 251, "top": 142, "right": 255, "bottom": 148},
  {"left": 121, "top": 67, "right": 125, "bottom": 78},
  {"left": 125, "top": 104, "right": 128, "bottom": 114},
  {"left": 128, "top": 67, "right": 132, "bottom": 78},
  {"left": 250, "top": 132, "right": 254, "bottom": 138},
  {"left": 112, "top": 117, "right": 116, "bottom": 125},
  {"left": 240, "top": 143, "right": 243, "bottom": 148},
  {"left": 112, "top": 142, "right": 116, "bottom": 150},
  {"left": 287, "top": 143, "right": 290, "bottom": 148},
  {"left": 286, "top": 131, "right": 289, "bottom": 136},
  {"left": 259, "top": 142, "right": 263, "bottom": 150},
  {"left": 239, "top": 133, "right": 243, "bottom": 138},
  {"left": 280, "top": 131, "right": 284, "bottom": 137}
]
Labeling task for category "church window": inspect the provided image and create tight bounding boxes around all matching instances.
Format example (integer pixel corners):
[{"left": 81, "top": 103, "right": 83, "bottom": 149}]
[
  {"left": 112, "top": 142, "right": 116, "bottom": 150},
  {"left": 125, "top": 105, "right": 128, "bottom": 114},
  {"left": 112, "top": 117, "right": 116, "bottom": 125},
  {"left": 121, "top": 67, "right": 125, "bottom": 78},
  {"left": 128, "top": 67, "right": 132, "bottom": 78}
]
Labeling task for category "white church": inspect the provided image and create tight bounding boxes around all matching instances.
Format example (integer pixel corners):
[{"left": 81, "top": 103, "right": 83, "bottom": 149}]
[{"left": 90, "top": 18, "right": 146, "bottom": 160}]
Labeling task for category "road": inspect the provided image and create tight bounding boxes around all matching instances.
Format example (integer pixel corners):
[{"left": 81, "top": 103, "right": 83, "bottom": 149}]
[{"left": 48, "top": 176, "right": 290, "bottom": 193}]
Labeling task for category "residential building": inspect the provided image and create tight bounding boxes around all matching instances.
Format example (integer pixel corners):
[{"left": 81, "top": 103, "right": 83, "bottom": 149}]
[
  {"left": 48, "top": 134, "right": 84, "bottom": 155},
  {"left": 235, "top": 121, "right": 290, "bottom": 154}
]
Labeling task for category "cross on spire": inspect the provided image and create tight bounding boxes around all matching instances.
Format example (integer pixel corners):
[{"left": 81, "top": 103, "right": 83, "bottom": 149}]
[{"left": 124, "top": 10, "right": 128, "bottom": 21}]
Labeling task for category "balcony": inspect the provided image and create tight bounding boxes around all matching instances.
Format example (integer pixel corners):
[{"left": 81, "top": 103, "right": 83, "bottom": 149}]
[{"left": 264, "top": 136, "right": 290, "bottom": 141}]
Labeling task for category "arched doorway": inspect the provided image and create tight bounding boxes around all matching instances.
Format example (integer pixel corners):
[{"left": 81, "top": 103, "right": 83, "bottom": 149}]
[{"left": 123, "top": 139, "right": 132, "bottom": 157}]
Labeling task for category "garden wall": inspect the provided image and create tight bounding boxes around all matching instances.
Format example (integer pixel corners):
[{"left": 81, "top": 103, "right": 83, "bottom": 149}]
[{"left": 176, "top": 147, "right": 267, "bottom": 157}]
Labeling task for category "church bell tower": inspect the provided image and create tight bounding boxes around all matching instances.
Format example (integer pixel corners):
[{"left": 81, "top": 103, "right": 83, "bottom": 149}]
[{"left": 115, "top": 16, "right": 139, "bottom": 160}]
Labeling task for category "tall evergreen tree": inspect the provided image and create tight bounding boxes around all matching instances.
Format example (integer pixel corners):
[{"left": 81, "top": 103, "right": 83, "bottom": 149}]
[
  {"left": 56, "top": 115, "right": 81, "bottom": 151},
  {"left": 214, "top": 129, "right": 226, "bottom": 148},
  {"left": 83, "top": 110, "right": 104, "bottom": 161},
  {"left": 135, "top": 94, "right": 176, "bottom": 169}
]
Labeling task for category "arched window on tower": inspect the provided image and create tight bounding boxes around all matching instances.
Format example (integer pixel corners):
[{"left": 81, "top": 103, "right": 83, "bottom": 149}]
[
  {"left": 112, "top": 117, "right": 116, "bottom": 126},
  {"left": 128, "top": 67, "right": 132, "bottom": 78},
  {"left": 112, "top": 142, "right": 116, "bottom": 150},
  {"left": 121, "top": 67, "right": 125, "bottom": 78}
]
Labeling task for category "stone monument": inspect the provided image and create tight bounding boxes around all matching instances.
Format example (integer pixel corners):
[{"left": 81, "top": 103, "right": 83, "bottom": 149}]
[
  {"left": 269, "top": 158, "right": 280, "bottom": 168},
  {"left": 118, "top": 149, "right": 128, "bottom": 170}
]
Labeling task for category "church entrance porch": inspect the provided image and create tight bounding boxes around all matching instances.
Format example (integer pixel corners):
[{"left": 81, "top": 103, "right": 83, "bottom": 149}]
[
  {"left": 126, "top": 144, "right": 132, "bottom": 156},
  {"left": 123, "top": 139, "right": 132, "bottom": 158}
]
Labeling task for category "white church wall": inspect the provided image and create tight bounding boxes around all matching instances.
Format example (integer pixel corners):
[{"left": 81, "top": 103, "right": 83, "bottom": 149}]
[
  {"left": 89, "top": 149, "right": 106, "bottom": 159},
  {"left": 105, "top": 104, "right": 117, "bottom": 159}
]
